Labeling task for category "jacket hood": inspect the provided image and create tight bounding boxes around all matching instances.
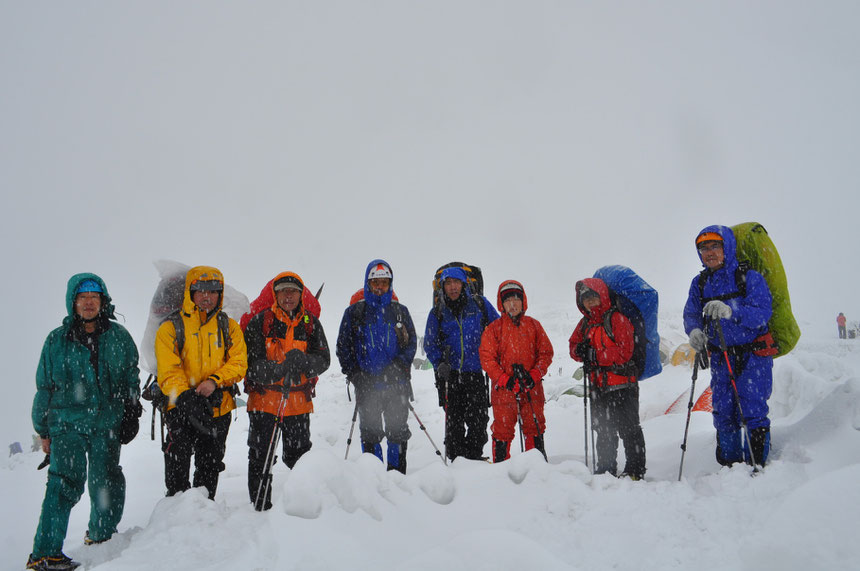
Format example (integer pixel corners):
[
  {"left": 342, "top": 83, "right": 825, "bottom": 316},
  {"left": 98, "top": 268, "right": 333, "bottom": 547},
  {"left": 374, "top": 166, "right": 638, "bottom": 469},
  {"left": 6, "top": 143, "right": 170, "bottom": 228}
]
[
  {"left": 440, "top": 267, "right": 468, "bottom": 301},
  {"left": 575, "top": 277, "right": 611, "bottom": 320},
  {"left": 363, "top": 259, "right": 394, "bottom": 307},
  {"left": 65, "top": 273, "right": 115, "bottom": 319},
  {"left": 440, "top": 266, "right": 468, "bottom": 285},
  {"left": 183, "top": 265, "right": 225, "bottom": 315},
  {"left": 269, "top": 271, "right": 306, "bottom": 312},
  {"left": 696, "top": 224, "right": 739, "bottom": 272},
  {"left": 496, "top": 279, "right": 528, "bottom": 313}
]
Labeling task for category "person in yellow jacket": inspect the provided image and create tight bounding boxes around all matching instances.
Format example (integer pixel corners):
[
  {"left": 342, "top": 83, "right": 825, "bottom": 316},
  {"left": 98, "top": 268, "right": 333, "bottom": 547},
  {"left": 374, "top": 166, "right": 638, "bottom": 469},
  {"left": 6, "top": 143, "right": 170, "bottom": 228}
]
[
  {"left": 243, "top": 272, "right": 330, "bottom": 511},
  {"left": 154, "top": 266, "right": 247, "bottom": 500}
]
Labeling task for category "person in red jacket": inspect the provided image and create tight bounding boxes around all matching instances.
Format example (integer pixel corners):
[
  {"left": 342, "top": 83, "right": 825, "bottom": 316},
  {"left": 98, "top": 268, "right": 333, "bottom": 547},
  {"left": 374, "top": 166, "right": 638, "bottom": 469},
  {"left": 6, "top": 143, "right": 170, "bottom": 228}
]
[
  {"left": 837, "top": 312, "right": 847, "bottom": 339},
  {"left": 479, "top": 280, "right": 554, "bottom": 462},
  {"left": 569, "top": 278, "right": 646, "bottom": 479}
]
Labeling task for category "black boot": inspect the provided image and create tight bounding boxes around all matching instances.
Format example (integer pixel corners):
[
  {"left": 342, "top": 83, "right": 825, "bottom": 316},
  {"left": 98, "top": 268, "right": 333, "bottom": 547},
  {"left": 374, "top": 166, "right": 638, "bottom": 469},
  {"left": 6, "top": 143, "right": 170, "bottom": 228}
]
[
  {"left": 749, "top": 427, "right": 770, "bottom": 467},
  {"left": 386, "top": 441, "right": 407, "bottom": 474},
  {"left": 493, "top": 439, "right": 510, "bottom": 463},
  {"left": 531, "top": 435, "right": 547, "bottom": 461}
]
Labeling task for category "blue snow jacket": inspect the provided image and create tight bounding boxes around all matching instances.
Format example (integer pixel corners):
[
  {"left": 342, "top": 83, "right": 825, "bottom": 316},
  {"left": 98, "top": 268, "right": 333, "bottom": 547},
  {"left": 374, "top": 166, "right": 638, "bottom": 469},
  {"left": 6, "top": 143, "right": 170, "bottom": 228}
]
[
  {"left": 683, "top": 225, "right": 774, "bottom": 434},
  {"left": 336, "top": 259, "right": 417, "bottom": 379},
  {"left": 424, "top": 267, "right": 499, "bottom": 373},
  {"left": 683, "top": 225, "right": 772, "bottom": 346}
]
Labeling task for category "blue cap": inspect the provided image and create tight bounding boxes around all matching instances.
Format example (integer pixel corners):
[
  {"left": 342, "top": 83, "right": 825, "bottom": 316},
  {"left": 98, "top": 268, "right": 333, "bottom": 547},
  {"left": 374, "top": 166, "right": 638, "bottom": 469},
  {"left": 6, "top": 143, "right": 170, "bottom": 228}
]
[{"left": 76, "top": 279, "right": 103, "bottom": 295}]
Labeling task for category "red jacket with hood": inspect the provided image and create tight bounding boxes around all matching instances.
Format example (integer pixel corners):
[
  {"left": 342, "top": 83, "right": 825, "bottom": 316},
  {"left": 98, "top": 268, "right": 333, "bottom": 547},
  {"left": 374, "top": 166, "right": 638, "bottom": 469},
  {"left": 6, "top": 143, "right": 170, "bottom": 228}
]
[
  {"left": 479, "top": 280, "right": 554, "bottom": 389},
  {"left": 568, "top": 277, "right": 636, "bottom": 389}
]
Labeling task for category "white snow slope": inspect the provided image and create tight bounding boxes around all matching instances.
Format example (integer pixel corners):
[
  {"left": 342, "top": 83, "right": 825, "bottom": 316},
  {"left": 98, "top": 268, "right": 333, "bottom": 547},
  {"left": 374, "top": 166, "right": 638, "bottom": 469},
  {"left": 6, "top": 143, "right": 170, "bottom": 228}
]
[{"left": 3, "top": 308, "right": 859, "bottom": 571}]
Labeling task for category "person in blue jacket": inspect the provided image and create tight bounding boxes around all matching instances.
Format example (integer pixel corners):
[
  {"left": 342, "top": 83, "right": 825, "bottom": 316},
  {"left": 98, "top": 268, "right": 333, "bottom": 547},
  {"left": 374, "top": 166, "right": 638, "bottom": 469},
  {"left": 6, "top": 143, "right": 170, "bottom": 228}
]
[
  {"left": 336, "top": 260, "right": 417, "bottom": 473},
  {"left": 683, "top": 225, "right": 775, "bottom": 468},
  {"left": 424, "top": 267, "right": 499, "bottom": 461}
]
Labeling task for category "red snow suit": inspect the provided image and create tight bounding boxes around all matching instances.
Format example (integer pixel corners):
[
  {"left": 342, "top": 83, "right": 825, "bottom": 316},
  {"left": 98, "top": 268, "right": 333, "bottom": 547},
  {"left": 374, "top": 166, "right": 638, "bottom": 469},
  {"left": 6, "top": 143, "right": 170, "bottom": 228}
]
[{"left": 479, "top": 280, "right": 554, "bottom": 445}]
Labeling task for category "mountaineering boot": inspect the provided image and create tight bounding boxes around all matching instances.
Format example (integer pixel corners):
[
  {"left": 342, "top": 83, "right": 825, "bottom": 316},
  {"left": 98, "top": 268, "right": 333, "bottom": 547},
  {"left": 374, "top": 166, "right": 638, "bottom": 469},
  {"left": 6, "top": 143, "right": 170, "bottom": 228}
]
[
  {"left": 84, "top": 530, "right": 110, "bottom": 545},
  {"left": 530, "top": 435, "right": 548, "bottom": 461},
  {"left": 361, "top": 441, "right": 383, "bottom": 462},
  {"left": 748, "top": 427, "right": 770, "bottom": 467},
  {"left": 715, "top": 429, "right": 743, "bottom": 467},
  {"left": 25, "top": 553, "right": 80, "bottom": 570},
  {"left": 492, "top": 439, "right": 511, "bottom": 463},
  {"left": 386, "top": 441, "right": 408, "bottom": 474}
]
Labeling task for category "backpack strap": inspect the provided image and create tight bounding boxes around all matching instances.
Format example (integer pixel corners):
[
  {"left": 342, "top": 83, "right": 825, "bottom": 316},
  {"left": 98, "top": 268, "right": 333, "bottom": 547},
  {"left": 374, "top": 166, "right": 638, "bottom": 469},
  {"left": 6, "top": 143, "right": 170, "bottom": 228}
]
[
  {"left": 167, "top": 311, "right": 185, "bottom": 355},
  {"left": 698, "top": 263, "right": 750, "bottom": 304},
  {"left": 262, "top": 308, "right": 275, "bottom": 338},
  {"left": 216, "top": 311, "right": 233, "bottom": 354}
]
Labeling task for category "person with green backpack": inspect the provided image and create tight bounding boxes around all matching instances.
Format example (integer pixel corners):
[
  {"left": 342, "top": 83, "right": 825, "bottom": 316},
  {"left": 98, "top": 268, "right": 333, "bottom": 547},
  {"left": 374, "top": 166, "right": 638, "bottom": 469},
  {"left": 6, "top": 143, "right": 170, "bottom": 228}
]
[{"left": 684, "top": 226, "right": 777, "bottom": 468}]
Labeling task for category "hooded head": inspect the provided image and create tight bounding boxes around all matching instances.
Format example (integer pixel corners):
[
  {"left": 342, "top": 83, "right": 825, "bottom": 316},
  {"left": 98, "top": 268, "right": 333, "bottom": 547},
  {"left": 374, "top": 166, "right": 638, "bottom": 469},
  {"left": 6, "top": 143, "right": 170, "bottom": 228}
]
[
  {"left": 363, "top": 259, "right": 394, "bottom": 307},
  {"left": 574, "top": 277, "right": 611, "bottom": 319},
  {"left": 184, "top": 266, "right": 225, "bottom": 316},
  {"left": 496, "top": 280, "right": 528, "bottom": 314},
  {"left": 695, "top": 225, "right": 738, "bottom": 273},
  {"left": 65, "top": 273, "right": 115, "bottom": 320},
  {"left": 440, "top": 266, "right": 468, "bottom": 300},
  {"left": 270, "top": 271, "right": 305, "bottom": 314}
]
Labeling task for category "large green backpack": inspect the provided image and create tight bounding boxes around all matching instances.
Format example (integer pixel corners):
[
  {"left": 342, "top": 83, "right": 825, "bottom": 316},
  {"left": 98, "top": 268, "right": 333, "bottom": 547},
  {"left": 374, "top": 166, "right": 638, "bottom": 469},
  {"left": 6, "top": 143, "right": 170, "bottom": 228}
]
[{"left": 731, "top": 222, "right": 801, "bottom": 357}]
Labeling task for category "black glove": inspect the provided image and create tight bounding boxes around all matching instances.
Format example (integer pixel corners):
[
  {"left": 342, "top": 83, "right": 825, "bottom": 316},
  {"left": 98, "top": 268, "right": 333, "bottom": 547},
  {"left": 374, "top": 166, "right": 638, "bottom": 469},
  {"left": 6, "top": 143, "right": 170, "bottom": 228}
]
[
  {"left": 176, "top": 390, "right": 216, "bottom": 437},
  {"left": 512, "top": 364, "right": 535, "bottom": 391},
  {"left": 513, "top": 365, "right": 535, "bottom": 390},
  {"left": 435, "top": 381, "right": 447, "bottom": 407},
  {"left": 118, "top": 400, "right": 143, "bottom": 444},
  {"left": 244, "top": 380, "right": 266, "bottom": 395},
  {"left": 436, "top": 362, "right": 452, "bottom": 383},
  {"left": 384, "top": 360, "right": 409, "bottom": 380},
  {"left": 279, "top": 349, "right": 307, "bottom": 385},
  {"left": 574, "top": 342, "right": 590, "bottom": 360},
  {"left": 347, "top": 371, "right": 365, "bottom": 389}
]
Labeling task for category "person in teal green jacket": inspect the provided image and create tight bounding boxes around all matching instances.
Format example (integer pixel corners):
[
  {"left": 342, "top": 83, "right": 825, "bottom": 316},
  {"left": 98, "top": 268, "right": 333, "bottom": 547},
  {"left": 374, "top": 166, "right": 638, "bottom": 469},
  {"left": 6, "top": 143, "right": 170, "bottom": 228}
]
[{"left": 27, "top": 273, "right": 142, "bottom": 571}]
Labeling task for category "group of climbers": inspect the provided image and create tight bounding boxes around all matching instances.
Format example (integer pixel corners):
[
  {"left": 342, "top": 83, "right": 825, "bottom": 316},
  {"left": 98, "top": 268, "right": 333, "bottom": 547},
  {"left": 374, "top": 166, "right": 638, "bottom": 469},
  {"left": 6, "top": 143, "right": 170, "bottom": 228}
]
[{"left": 26, "top": 221, "right": 782, "bottom": 570}]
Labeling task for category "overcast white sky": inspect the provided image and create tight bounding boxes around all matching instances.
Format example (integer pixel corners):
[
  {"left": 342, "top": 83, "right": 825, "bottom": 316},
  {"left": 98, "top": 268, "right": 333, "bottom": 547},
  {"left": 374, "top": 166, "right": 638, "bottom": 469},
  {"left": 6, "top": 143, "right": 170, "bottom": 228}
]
[{"left": 2, "top": 1, "right": 858, "bottom": 440}]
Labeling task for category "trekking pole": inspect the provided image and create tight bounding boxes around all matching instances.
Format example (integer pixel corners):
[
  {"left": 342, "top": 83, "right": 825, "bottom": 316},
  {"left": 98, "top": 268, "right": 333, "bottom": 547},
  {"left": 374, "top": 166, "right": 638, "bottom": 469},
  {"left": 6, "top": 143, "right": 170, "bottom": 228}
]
[
  {"left": 344, "top": 400, "right": 359, "bottom": 460},
  {"left": 515, "top": 392, "right": 525, "bottom": 453},
  {"left": 254, "top": 389, "right": 289, "bottom": 511},
  {"left": 407, "top": 403, "right": 447, "bottom": 466},
  {"left": 678, "top": 352, "right": 702, "bottom": 481},
  {"left": 582, "top": 362, "right": 590, "bottom": 471},
  {"left": 524, "top": 391, "right": 547, "bottom": 462},
  {"left": 442, "top": 348, "right": 451, "bottom": 462},
  {"left": 712, "top": 319, "right": 760, "bottom": 472}
]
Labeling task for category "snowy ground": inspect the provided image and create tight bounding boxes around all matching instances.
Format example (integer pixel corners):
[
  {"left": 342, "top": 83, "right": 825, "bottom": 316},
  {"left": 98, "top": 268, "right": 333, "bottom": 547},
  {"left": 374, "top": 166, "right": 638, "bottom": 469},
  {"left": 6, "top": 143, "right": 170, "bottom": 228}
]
[{"left": 4, "top": 308, "right": 859, "bottom": 571}]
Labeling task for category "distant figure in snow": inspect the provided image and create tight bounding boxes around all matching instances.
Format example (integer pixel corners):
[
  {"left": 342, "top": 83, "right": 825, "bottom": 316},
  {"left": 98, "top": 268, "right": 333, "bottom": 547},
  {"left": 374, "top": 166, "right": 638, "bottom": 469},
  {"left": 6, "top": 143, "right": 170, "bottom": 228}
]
[
  {"left": 837, "top": 312, "right": 847, "bottom": 339},
  {"left": 684, "top": 226, "right": 776, "bottom": 468},
  {"left": 336, "top": 260, "right": 417, "bottom": 473},
  {"left": 27, "top": 274, "right": 141, "bottom": 571}
]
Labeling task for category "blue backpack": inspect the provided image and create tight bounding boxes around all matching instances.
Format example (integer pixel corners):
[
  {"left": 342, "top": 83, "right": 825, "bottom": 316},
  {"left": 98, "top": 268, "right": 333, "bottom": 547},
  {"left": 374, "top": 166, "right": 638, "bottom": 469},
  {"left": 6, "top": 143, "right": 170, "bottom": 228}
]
[{"left": 593, "top": 265, "right": 662, "bottom": 381}]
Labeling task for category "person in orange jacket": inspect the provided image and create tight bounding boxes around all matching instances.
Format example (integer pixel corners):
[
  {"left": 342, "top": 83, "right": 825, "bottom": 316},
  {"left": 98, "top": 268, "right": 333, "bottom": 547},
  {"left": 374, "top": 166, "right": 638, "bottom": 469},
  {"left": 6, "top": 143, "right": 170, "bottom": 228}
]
[
  {"left": 837, "top": 312, "right": 847, "bottom": 339},
  {"left": 243, "top": 272, "right": 330, "bottom": 510},
  {"left": 154, "top": 266, "right": 247, "bottom": 500},
  {"left": 479, "top": 280, "right": 554, "bottom": 462},
  {"left": 569, "top": 278, "right": 646, "bottom": 479}
]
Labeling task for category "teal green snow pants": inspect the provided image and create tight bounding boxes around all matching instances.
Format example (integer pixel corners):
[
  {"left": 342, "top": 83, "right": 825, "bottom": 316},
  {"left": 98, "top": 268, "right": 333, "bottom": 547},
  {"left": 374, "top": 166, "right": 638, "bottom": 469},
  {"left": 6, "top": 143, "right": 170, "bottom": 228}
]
[{"left": 32, "top": 432, "right": 125, "bottom": 558}]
